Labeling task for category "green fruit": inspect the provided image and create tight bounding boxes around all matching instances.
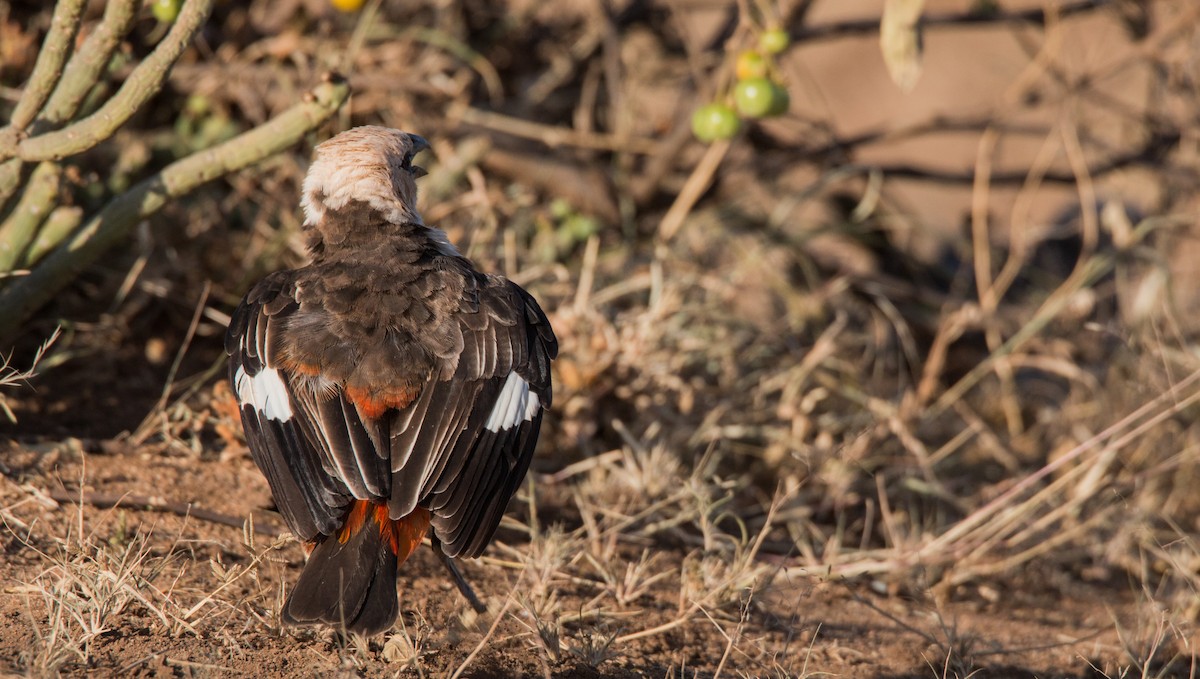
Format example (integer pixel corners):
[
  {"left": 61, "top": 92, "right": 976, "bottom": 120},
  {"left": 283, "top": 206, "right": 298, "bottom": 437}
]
[
  {"left": 760, "top": 28, "right": 790, "bottom": 55},
  {"left": 151, "top": 0, "right": 182, "bottom": 23},
  {"left": 734, "top": 78, "right": 778, "bottom": 118},
  {"left": 735, "top": 50, "right": 769, "bottom": 80},
  {"left": 691, "top": 103, "right": 740, "bottom": 142},
  {"left": 766, "top": 82, "right": 790, "bottom": 116},
  {"left": 562, "top": 214, "right": 600, "bottom": 241},
  {"left": 549, "top": 198, "right": 573, "bottom": 220},
  {"left": 184, "top": 93, "right": 211, "bottom": 117}
]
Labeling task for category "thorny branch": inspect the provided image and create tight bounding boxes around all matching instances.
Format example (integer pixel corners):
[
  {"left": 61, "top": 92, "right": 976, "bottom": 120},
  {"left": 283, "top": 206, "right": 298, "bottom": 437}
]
[
  {"left": 1, "top": 0, "right": 85, "bottom": 134},
  {"left": 4, "top": 0, "right": 216, "bottom": 163},
  {"left": 0, "top": 76, "right": 351, "bottom": 342}
]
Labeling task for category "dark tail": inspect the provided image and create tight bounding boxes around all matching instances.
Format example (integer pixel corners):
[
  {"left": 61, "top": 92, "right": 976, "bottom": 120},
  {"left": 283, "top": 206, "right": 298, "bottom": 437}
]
[{"left": 282, "top": 502, "right": 429, "bottom": 636}]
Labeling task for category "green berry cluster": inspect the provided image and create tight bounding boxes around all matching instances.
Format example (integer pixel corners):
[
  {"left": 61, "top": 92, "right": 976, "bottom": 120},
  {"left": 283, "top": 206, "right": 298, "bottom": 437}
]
[{"left": 692, "top": 28, "right": 791, "bottom": 143}]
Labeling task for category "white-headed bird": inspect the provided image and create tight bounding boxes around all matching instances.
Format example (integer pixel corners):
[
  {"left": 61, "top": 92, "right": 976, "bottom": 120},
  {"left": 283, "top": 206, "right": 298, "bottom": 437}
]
[{"left": 226, "top": 126, "right": 557, "bottom": 635}]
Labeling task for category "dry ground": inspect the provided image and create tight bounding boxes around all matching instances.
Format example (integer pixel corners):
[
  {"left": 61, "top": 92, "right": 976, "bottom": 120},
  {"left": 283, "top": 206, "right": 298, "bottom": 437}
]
[
  {"left": 3, "top": 0, "right": 1200, "bottom": 677},
  {"left": 0, "top": 398, "right": 1190, "bottom": 678}
]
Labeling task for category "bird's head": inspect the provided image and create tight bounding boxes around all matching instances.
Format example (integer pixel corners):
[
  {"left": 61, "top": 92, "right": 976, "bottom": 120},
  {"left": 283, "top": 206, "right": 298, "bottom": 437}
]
[{"left": 300, "top": 126, "right": 430, "bottom": 229}]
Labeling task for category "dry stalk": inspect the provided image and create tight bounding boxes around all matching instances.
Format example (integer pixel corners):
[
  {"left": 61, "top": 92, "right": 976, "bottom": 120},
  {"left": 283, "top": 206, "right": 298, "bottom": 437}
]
[
  {"left": 0, "top": 325, "right": 60, "bottom": 422},
  {"left": 658, "top": 138, "right": 732, "bottom": 242},
  {"left": 927, "top": 368, "right": 1200, "bottom": 576},
  {"left": 453, "top": 104, "right": 663, "bottom": 155},
  {"left": 448, "top": 595, "right": 514, "bottom": 679}
]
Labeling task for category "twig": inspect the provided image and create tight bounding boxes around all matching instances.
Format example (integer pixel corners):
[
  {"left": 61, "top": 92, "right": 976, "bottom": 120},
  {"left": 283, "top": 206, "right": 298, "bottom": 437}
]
[
  {"left": 850, "top": 131, "right": 1185, "bottom": 185},
  {"left": 658, "top": 138, "right": 732, "bottom": 242},
  {"left": 478, "top": 146, "right": 619, "bottom": 223},
  {"left": 405, "top": 27, "right": 504, "bottom": 106},
  {"left": 925, "top": 214, "right": 1162, "bottom": 419},
  {"left": 970, "top": 123, "right": 1024, "bottom": 436},
  {"left": 0, "top": 326, "right": 61, "bottom": 423},
  {"left": 992, "top": 129, "right": 1061, "bottom": 305},
  {"left": 573, "top": 234, "right": 600, "bottom": 314},
  {"left": 925, "top": 367, "right": 1200, "bottom": 556},
  {"left": 615, "top": 600, "right": 703, "bottom": 644},
  {"left": 850, "top": 591, "right": 940, "bottom": 646},
  {"left": 448, "top": 594, "right": 514, "bottom": 679},
  {"left": 0, "top": 75, "right": 350, "bottom": 342},
  {"left": 789, "top": 0, "right": 1110, "bottom": 43},
  {"left": 704, "top": 604, "right": 743, "bottom": 679},
  {"left": 453, "top": 104, "right": 664, "bottom": 156},
  {"left": 527, "top": 23, "right": 606, "bottom": 104},
  {"left": 44, "top": 488, "right": 285, "bottom": 537},
  {"left": 131, "top": 281, "right": 212, "bottom": 445}
]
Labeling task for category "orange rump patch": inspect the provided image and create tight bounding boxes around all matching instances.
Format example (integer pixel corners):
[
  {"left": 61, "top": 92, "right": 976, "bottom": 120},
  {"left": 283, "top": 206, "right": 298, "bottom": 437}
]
[
  {"left": 390, "top": 506, "right": 431, "bottom": 566},
  {"left": 279, "top": 357, "right": 417, "bottom": 418},
  {"left": 337, "top": 501, "right": 430, "bottom": 567},
  {"left": 337, "top": 500, "right": 374, "bottom": 543},
  {"left": 283, "top": 360, "right": 323, "bottom": 377},
  {"left": 344, "top": 384, "right": 419, "bottom": 419}
]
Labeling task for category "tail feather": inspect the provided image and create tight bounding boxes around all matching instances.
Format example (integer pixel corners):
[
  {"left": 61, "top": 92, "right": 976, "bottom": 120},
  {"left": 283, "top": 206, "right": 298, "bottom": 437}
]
[{"left": 282, "top": 502, "right": 429, "bottom": 636}]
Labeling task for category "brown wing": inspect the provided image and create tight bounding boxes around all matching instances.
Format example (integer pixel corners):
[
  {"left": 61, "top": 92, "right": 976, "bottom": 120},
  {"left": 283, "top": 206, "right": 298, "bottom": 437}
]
[
  {"left": 385, "top": 275, "right": 557, "bottom": 557},
  {"left": 225, "top": 271, "right": 354, "bottom": 540}
]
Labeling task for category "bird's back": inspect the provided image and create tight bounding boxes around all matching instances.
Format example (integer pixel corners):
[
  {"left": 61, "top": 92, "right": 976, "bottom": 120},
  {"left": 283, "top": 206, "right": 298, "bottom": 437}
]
[{"left": 281, "top": 209, "right": 476, "bottom": 403}]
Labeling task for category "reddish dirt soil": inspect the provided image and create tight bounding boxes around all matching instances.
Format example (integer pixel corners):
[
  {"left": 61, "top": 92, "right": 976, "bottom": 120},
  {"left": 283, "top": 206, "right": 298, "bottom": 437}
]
[{"left": 0, "top": 423, "right": 1182, "bottom": 678}]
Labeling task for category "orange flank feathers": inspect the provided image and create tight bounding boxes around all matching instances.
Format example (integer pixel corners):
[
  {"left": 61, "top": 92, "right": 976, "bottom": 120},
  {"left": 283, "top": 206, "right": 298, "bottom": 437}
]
[
  {"left": 280, "top": 356, "right": 420, "bottom": 419},
  {"left": 284, "top": 360, "right": 322, "bottom": 376},
  {"left": 338, "top": 501, "right": 430, "bottom": 566},
  {"left": 344, "top": 384, "right": 419, "bottom": 419}
]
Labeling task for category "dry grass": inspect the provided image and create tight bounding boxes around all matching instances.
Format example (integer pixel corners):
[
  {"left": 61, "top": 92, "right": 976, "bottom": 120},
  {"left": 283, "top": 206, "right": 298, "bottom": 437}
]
[
  {"left": 3, "top": 0, "right": 1200, "bottom": 675},
  {"left": 0, "top": 326, "right": 58, "bottom": 423},
  {"left": 6, "top": 482, "right": 296, "bottom": 675}
]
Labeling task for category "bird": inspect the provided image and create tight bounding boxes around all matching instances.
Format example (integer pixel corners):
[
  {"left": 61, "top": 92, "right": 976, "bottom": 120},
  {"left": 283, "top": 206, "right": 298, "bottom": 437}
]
[{"left": 225, "top": 126, "right": 557, "bottom": 636}]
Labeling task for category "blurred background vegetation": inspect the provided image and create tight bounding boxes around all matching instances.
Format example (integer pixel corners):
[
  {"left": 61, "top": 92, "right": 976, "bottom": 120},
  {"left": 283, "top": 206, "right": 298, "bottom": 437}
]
[{"left": 2, "top": 0, "right": 1200, "bottom": 674}]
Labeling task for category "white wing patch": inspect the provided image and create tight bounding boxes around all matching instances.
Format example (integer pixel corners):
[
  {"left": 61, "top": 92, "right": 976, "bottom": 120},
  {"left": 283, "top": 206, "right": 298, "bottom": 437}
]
[
  {"left": 234, "top": 366, "right": 294, "bottom": 422},
  {"left": 485, "top": 371, "right": 540, "bottom": 432}
]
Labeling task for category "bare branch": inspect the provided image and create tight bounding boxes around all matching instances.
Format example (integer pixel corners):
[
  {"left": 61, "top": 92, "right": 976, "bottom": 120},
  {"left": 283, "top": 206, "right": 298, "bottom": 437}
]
[
  {"left": 767, "top": 128, "right": 1183, "bottom": 187},
  {"left": 791, "top": 0, "right": 1112, "bottom": 43},
  {"left": 44, "top": 487, "right": 285, "bottom": 537}
]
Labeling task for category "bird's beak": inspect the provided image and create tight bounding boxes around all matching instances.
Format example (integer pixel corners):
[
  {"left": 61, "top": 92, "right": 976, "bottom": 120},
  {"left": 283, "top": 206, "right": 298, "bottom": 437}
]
[
  {"left": 409, "top": 134, "right": 431, "bottom": 154},
  {"left": 409, "top": 134, "right": 430, "bottom": 178}
]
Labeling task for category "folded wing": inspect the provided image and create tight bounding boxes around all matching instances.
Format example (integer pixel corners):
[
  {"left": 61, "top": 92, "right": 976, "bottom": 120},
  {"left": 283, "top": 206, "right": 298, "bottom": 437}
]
[{"left": 226, "top": 272, "right": 353, "bottom": 540}]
